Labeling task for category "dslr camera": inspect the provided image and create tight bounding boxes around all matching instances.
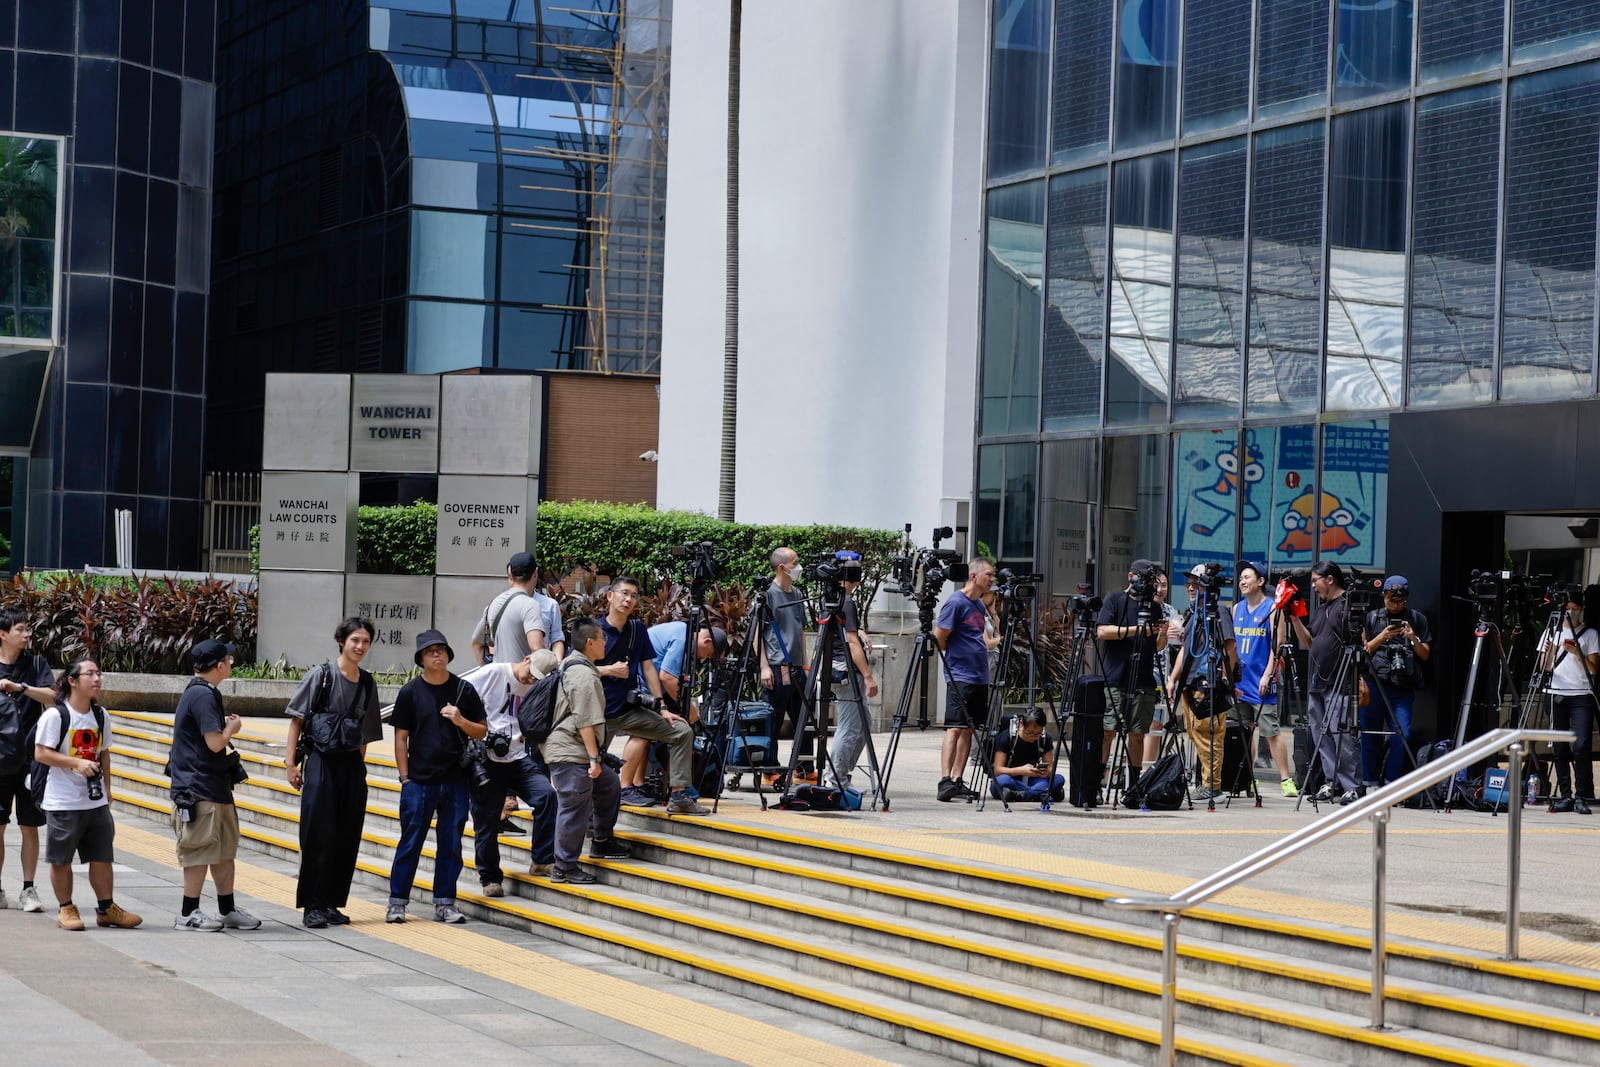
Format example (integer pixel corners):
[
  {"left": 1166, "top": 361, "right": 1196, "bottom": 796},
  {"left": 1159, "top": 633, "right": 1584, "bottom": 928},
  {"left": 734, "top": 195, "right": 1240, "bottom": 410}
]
[
  {"left": 1191, "top": 561, "right": 1232, "bottom": 590},
  {"left": 484, "top": 730, "right": 512, "bottom": 759},
  {"left": 669, "top": 540, "right": 727, "bottom": 585},
  {"left": 459, "top": 738, "right": 493, "bottom": 789},
  {"left": 623, "top": 689, "right": 662, "bottom": 713},
  {"left": 809, "top": 549, "right": 865, "bottom": 586}
]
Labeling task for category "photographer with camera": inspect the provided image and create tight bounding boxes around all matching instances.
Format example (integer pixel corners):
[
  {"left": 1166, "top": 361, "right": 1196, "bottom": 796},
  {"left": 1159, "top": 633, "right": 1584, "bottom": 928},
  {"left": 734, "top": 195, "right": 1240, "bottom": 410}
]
[
  {"left": 1288, "top": 561, "right": 1362, "bottom": 804},
  {"left": 761, "top": 548, "right": 813, "bottom": 784},
  {"left": 545, "top": 618, "right": 628, "bottom": 883},
  {"left": 285, "top": 617, "right": 384, "bottom": 928},
  {"left": 387, "top": 630, "right": 487, "bottom": 924},
  {"left": 989, "top": 707, "right": 1064, "bottom": 803},
  {"left": 1167, "top": 566, "right": 1239, "bottom": 800},
  {"left": 459, "top": 649, "right": 559, "bottom": 895},
  {"left": 1359, "top": 576, "right": 1431, "bottom": 790},
  {"left": 612, "top": 620, "right": 725, "bottom": 803},
  {"left": 824, "top": 572, "right": 880, "bottom": 793},
  {"left": 1537, "top": 584, "right": 1599, "bottom": 814},
  {"left": 472, "top": 552, "right": 565, "bottom": 665},
  {"left": 1096, "top": 560, "right": 1170, "bottom": 793},
  {"left": 600, "top": 577, "right": 709, "bottom": 816},
  {"left": 167, "top": 639, "right": 261, "bottom": 931},
  {"left": 934, "top": 558, "right": 996, "bottom": 801}
]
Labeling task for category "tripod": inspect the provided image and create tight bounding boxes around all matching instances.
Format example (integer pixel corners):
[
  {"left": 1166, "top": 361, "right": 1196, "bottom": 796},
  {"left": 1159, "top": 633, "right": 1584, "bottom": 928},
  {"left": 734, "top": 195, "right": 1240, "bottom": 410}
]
[
  {"left": 1041, "top": 607, "right": 1099, "bottom": 812},
  {"left": 878, "top": 590, "right": 953, "bottom": 808},
  {"left": 968, "top": 592, "right": 1034, "bottom": 809},
  {"left": 710, "top": 578, "right": 786, "bottom": 812},
  {"left": 778, "top": 583, "right": 880, "bottom": 811},
  {"left": 1293, "top": 595, "right": 1365, "bottom": 812},
  {"left": 1174, "top": 583, "right": 1246, "bottom": 812},
  {"left": 1102, "top": 592, "right": 1161, "bottom": 808},
  {"left": 1445, "top": 610, "right": 1520, "bottom": 811},
  {"left": 1519, "top": 603, "right": 1595, "bottom": 808}
]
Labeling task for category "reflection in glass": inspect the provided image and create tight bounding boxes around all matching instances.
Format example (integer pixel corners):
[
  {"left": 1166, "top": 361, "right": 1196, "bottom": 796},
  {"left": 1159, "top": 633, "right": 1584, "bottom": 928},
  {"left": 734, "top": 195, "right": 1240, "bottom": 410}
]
[
  {"left": 0, "top": 137, "right": 58, "bottom": 342},
  {"left": 1503, "top": 64, "right": 1600, "bottom": 400},
  {"left": 981, "top": 182, "right": 1045, "bottom": 436},
  {"left": 1257, "top": 0, "right": 1329, "bottom": 118},
  {"left": 1041, "top": 438, "right": 1097, "bottom": 597},
  {"left": 975, "top": 442, "right": 1039, "bottom": 567},
  {"left": 1182, "top": 0, "right": 1252, "bottom": 135},
  {"left": 989, "top": 0, "right": 1051, "bottom": 179},
  {"left": 1325, "top": 104, "right": 1406, "bottom": 412},
  {"left": 1335, "top": 0, "right": 1412, "bottom": 100},
  {"left": 1247, "top": 122, "right": 1324, "bottom": 416},
  {"left": 1107, "top": 155, "right": 1173, "bottom": 425},
  {"left": 410, "top": 210, "right": 495, "bottom": 300},
  {"left": 1043, "top": 168, "right": 1107, "bottom": 432},
  {"left": 1513, "top": 0, "right": 1600, "bottom": 62},
  {"left": 1174, "top": 138, "right": 1245, "bottom": 422},
  {"left": 1114, "top": 0, "right": 1179, "bottom": 147},
  {"left": 408, "top": 299, "right": 491, "bottom": 373},
  {"left": 1103, "top": 433, "right": 1168, "bottom": 580},
  {"left": 1051, "top": 0, "right": 1112, "bottom": 162},
  {"left": 1409, "top": 85, "right": 1499, "bottom": 406},
  {"left": 1420, "top": 0, "right": 1503, "bottom": 81}
]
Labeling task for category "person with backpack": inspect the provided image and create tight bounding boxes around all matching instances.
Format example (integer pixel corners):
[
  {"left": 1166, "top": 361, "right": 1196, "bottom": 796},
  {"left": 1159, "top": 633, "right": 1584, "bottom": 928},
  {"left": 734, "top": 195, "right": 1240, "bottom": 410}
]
[
  {"left": 0, "top": 608, "right": 56, "bottom": 913},
  {"left": 1360, "top": 576, "right": 1432, "bottom": 790},
  {"left": 989, "top": 708, "right": 1064, "bottom": 803},
  {"left": 387, "top": 630, "right": 487, "bottom": 924},
  {"left": 284, "top": 617, "right": 384, "bottom": 928},
  {"left": 458, "top": 649, "right": 559, "bottom": 893},
  {"left": 472, "top": 552, "right": 565, "bottom": 665},
  {"left": 543, "top": 618, "right": 629, "bottom": 884},
  {"left": 168, "top": 639, "right": 261, "bottom": 932},
  {"left": 33, "top": 658, "right": 141, "bottom": 931}
]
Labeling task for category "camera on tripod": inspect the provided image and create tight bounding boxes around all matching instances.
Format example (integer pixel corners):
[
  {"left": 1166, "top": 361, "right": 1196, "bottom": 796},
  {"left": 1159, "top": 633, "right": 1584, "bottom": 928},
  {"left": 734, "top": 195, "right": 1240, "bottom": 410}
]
[
  {"left": 996, "top": 568, "right": 1043, "bottom": 600},
  {"left": 669, "top": 540, "right": 727, "bottom": 585},
  {"left": 1464, "top": 567, "right": 1548, "bottom": 624},
  {"left": 1190, "top": 561, "right": 1232, "bottom": 591},
  {"left": 891, "top": 525, "right": 969, "bottom": 604},
  {"left": 808, "top": 549, "right": 865, "bottom": 586}
]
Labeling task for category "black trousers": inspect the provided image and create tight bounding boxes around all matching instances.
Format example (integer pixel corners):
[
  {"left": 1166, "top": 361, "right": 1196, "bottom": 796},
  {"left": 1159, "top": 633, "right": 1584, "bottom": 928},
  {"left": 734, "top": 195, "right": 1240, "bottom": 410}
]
[
  {"left": 766, "top": 666, "right": 813, "bottom": 761},
  {"left": 296, "top": 749, "right": 368, "bottom": 909}
]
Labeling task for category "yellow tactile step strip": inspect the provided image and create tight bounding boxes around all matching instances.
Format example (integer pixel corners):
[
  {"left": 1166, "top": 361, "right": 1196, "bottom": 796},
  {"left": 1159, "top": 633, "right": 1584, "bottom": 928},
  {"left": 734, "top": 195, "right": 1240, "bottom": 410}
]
[
  {"left": 111, "top": 709, "right": 404, "bottom": 769},
  {"left": 105, "top": 794, "right": 1110, "bottom": 1067},
  {"left": 626, "top": 807, "right": 1600, "bottom": 989},
  {"left": 600, "top": 831, "right": 1600, "bottom": 1047},
  {"left": 108, "top": 780, "right": 1534, "bottom": 1067},
  {"left": 105, "top": 822, "right": 912, "bottom": 1067}
]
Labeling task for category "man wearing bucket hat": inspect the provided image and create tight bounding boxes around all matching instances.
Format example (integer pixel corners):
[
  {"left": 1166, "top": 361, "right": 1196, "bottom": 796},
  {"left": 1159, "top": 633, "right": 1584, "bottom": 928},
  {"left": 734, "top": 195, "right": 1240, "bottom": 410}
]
[{"left": 387, "top": 630, "right": 487, "bottom": 925}]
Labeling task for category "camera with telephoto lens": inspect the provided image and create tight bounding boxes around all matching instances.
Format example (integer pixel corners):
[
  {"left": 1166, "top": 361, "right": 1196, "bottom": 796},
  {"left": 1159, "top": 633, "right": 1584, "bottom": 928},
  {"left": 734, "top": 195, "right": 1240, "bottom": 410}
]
[
  {"left": 86, "top": 770, "right": 104, "bottom": 802},
  {"left": 1463, "top": 567, "right": 1549, "bottom": 626},
  {"left": 460, "top": 738, "right": 493, "bottom": 789},
  {"left": 485, "top": 730, "right": 512, "bottom": 759},
  {"left": 891, "top": 525, "right": 970, "bottom": 606},
  {"left": 623, "top": 689, "right": 661, "bottom": 713},
  {"left": 808, "top": 549, "right": 865, "bottom": 586},
  {"left": 1192, "top": 561, "right": 1233, "bottom": 590},
  {"left": 996, "top": 568, "right": 1043, "bottom": 601}
]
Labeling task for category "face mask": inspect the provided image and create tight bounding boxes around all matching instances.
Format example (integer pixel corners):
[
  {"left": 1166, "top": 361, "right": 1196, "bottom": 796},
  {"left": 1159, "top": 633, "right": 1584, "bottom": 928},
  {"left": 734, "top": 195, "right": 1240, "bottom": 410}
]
[{"left": 787, "top": 564, "right": 803, "bottom": 581}]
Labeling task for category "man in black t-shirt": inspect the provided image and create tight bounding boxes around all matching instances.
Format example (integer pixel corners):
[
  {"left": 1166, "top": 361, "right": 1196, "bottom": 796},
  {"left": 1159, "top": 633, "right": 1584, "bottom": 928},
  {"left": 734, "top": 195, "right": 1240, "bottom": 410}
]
[
  {"left": 1095, "top": 561, "right": 1170, "bottom": 786},
  {"left": 168, "top": 639, "right": 261, "bottom": 931},
  {"left": 0, "top": 608, "right": 56, "bottom": 913},
  {"left": 388, "top": 630, "right": 487, "bottom": 925},
  {"left": 1289, "top": 562, "right": 1361, "bottom": 803},
  {"left": 989, "top": 708, "right": 1063, "bottom": 802}
]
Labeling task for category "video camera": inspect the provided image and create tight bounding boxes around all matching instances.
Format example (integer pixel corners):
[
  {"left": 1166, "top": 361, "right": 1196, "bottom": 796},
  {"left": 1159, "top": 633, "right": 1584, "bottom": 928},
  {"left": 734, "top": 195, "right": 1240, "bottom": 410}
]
[
  {"left": 1463, "top": 567, "right": 1549, "bottom": 625},
  {"left": 996, "top": 568, "right": 1042, "bottom": 600},
  {"left": 891, "top": 525, "right": 969, "bottom": 606},
  {"left": 808, "top": 549, "right": 865, "bottom": 586},
  {"left": 1191, "top": 561, "right": 1232, "bottom": 590},
  {"left": 669, "top": 540, "right": 727, "bottom": 586},
  {"left": 1070, "top": 581, "right": 1102, "bottom": 618}
]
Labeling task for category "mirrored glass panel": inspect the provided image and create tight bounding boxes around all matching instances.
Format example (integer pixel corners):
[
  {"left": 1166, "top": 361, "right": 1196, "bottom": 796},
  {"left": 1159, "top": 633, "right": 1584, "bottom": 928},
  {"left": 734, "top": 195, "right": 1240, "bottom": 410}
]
[
  {"left": 1335, "top": 0, "right": 1413, "bottom": 100},
  {"left": 1257, "top": 0, "right": 1330, "bottom": 118},
  {"left": 1043, "top": 168, "right": 1107, "bottom": 431},
  {"left": 1114, "top": 0, "right": 1179, "bottom": 148},
  {"left": 1247, "top": 122, "right": 1325, "bottom": 416},
  {"left": 989, "top": 0, "right": 1051, "bottom": 179},
  {"left": 407, "top": 299, "right": 492, "bottom": 373},
  {"left": 1173, "top": 138, "right": 1246, "bottom": 422},
  {"left": 0, "top": 136, "right": 59, "bottom": 343},
  {"left": 1325, "top": 104, "right": 1406, "bottom": 412},
  {"left": 975, "top": 442, "right": 1039, "bottom": 567},
  {"left": 1107, "top": 154, "right": 1174, "bottom": 425},
  {"left": 1420, "top": 0, "right": 1504, "bottom": 81},
  {"left": 1042, "top": 437, "right": 1098, "bottom": 597},
  {"left": 410, "top": 210, "right": 495, "bottom": 300},
  {"left": 1409, "top": 85, "right": 1499, "bottom": 406},
  {"left": 1513, "top": 0, "right": 1600, "bottom": 62},
  {"left": 1103, "top": 433, "right": 1168, "bottom": 582},
  {"left": 1182, "top": 0, "right": 1252, "bottom": 135},
  {"left": 1052, "top": 0, "right": 1112, "bottom": 162},
  {"left": 981, "top": 181, "right": 1046, "bottom": 435},
  {"left": 1502, "top": 63, "right": 1600, "bottom": 400}
]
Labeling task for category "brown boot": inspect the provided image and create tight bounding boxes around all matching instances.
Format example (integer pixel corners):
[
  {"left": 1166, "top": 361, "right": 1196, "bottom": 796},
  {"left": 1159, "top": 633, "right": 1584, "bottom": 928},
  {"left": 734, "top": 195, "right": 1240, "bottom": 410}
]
[
  {"left": 57, "top": 903, "right": 85, "bottom": 931},
  {"left": 95, "top": 902, "right": 144, "bottom": 929}
]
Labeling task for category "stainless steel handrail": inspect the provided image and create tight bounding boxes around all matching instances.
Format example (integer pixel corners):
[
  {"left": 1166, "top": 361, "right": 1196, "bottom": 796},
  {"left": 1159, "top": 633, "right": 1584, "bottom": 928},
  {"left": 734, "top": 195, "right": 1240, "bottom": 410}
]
[{"left": 1105, "top": 727, "right": 1573, "bottom": 1066}]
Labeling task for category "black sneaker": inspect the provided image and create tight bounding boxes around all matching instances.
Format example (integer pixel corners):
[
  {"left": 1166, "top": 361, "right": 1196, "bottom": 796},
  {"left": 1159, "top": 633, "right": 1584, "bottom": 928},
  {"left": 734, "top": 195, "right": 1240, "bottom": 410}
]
[
  {"left": 936, "top": 777, "right": 959, "bottom": 802},
  {"left": 589, "top": 837, "right": 632, "bottom": 859},
  {"left": 498, "top": 818, "right": 527, "bottom": 836},
  {"left": 1000, "top": 788, "right": 1030, "bottom": 804},
  {"left": 551, "top": 867, "right": 597, "bottom": 885},
  {"left": 1576, "top": 797, "right": 1593, "bottom": 815},
  {"left": 1550, "top": 797, "right": 1575, "bottom": 813},
  {"left": 325, "top": 909, "right": 351, "bottom": 926},
  {"left": 302, "top": 907, "right": 330, "bottom": 929}
]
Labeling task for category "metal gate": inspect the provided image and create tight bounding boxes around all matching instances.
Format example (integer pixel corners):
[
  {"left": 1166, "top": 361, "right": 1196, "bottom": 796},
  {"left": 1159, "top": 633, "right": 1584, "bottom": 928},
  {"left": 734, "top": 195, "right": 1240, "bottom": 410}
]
[{"left": 203, "top": 471, "right": 261, "bottom": 575}]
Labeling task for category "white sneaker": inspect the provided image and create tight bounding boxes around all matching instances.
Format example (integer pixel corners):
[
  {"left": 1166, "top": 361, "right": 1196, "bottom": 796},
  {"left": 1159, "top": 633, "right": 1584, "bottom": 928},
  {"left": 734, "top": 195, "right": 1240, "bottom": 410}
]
[
  {"left": 219, "top": 906, "right": 262, "bottom": 930},
  {"left": 174, "top": 910, "right": 224, "bottom": 932},
  {"left": 18, "top": 886, "right": 42, "bottom": 912}
]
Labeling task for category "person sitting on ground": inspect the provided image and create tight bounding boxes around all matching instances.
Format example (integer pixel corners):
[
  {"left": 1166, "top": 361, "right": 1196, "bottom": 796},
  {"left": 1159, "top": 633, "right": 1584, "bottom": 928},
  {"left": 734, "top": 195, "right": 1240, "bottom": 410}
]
[{"left": 989, "top": 707, "right": 1065, "bottom": 804}]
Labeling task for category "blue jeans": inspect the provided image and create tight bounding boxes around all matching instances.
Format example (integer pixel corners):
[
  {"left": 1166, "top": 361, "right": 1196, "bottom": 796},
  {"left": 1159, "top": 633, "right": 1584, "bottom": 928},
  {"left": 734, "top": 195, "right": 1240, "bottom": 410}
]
[
  {"left": 470, "top": 753, "right": 556, "bottom": 884},
  {"left": 990, "top": 773, "right": 1065, "bottom": 799},
  {"left": 389, "top": 779, "right": 469, "bottom": 906},
  {"left": 1360, "top": 680, "right": 1414, "bottom": 786}
]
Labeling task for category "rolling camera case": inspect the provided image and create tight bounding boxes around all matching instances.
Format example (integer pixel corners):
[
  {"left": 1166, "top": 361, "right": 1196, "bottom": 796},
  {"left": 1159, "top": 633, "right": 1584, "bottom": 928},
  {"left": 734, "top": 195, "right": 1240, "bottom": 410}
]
[
  {"left": 723, "top": 700, "right": 777, "bottom": 772},
  {"left": 1222, "top": 721, "right": 1254, "bottom": 794},
  {"left": 1068, "top": 675, "right": 1106, "bottom": 807}
]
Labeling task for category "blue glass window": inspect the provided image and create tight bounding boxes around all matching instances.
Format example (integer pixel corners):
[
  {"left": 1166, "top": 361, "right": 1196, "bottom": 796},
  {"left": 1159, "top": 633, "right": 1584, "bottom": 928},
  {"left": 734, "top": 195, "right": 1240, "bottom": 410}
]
[
  {"left": 1257, "top": 0, "right": 1329, "bottom": 118},
  {"left": 1052, "top": 0, "right": 1112, "bottom": 162},
  {"left": 1513, "top": 1, "right": 1600, "bottom": 62},
  {"left": 1409, "top": 86, "right": 1500, "bottom": 406},
  {"left": 988, "top": 0, "right": 1051, "bottom": 178},
  {"left": 1107, "top": 154, "right": 1174, "bottom": 425},
  {"left": 1114, "top": 0, "right": 1179, "bottom": 148},
  {"left": 1247, "top": 122, "right": 1325, "bottom": 416},
  {"left": 1183, "top": 0, "right": 1252, "bottom": 135},
  {"left": 1502, "top": 63, "right": 1600, "bottom": 400},
  {"left": 1336, "top": 0, "right": 1413, "bottom": 100},
  {"left": 1174, "top": 139, "right": 1246, "bottom": 422},
  {"left": 976, "top": 443, "right": 1038, "bottom": 566},
  {"left": 498, "top": 306, "right": 574, "bottom": 370},
  {"left": 1421, "top": 0, "right": 1504, "bottom": 81},
  {"left": 407, "top": 299, "right": 492, "bottom": 373},
  {"left": 981, "top": 181, "right": 1046, "bottom": 435},
  {"left": 500, "top": 220, "right": 583, "bottom": 306},
  {"left": 1043, "top": 168, "right": 1108, "bottom": 431},
  {"left": 410, "top": 210, "right": 496, "bottom": 299}
]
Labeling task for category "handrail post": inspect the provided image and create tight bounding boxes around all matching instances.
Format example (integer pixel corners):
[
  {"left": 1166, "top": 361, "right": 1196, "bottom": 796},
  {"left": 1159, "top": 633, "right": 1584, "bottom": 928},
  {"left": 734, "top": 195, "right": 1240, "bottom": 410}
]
[
  {"left": 1506, "top": 741, "right": 1524, "bottom": 960},
  {"left": 1159, "top": 911, "right": 1180, "bottom": 1067},
  {"left": 1370, "top": 808, "right": 1389, "bottom": 1028}
]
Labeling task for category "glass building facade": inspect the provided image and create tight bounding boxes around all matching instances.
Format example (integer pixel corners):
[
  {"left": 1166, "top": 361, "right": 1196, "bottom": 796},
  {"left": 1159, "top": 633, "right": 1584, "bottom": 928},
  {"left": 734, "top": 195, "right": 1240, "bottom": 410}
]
[
  {"left": 0, "top": 1, "right": 217, "bottom": 570},
  {"left": 206, "top": 1, "right": 668, "bottom": 474},
  {"left": 979, "top": 0, "right": 1600, "bottom": 611}
]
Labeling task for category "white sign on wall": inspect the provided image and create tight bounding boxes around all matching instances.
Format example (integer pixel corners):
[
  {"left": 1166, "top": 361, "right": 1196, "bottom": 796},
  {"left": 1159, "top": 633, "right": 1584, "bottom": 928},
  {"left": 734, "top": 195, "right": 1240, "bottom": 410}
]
[
  {"left": 258, "top": 472, "right": 358, "bottom": 572},
  {"left": 435, "top": 475, "right": 539, "bottom": 577}
]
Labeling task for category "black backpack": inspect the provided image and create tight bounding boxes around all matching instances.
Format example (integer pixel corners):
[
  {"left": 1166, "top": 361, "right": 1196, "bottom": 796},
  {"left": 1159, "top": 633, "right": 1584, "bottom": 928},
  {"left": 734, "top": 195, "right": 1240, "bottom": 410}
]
[
  {"left": 1122, "top": 751, "right": 1186, "bottom": 811},
  {"left": 0, "top": 689, "right": 27, "bottom": 775},
  {"left": 30, "top": 703, "right": 106, "bottom": 809},
  {"left": 515, "top": 663, "right": 569, "bottom": 748}
]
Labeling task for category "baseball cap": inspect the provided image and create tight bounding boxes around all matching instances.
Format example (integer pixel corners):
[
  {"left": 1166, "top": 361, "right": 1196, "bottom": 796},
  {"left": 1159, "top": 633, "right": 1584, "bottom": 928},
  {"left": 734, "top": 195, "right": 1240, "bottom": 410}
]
[
  {"left": 507, "top": 551, "right": 537, "bottom": 579},
  {"left": 708, "top": 626, "right": 728, "bottom": 658},
  {"left": 528, "top": 648, "right": 560, "bottom": 679},
  {"left": 191, "top": 639, "right": 236, "bottom": 672},
  {"left": 1130, "top": 558, "right": 1157, "bottom": 577},
  {"left": 1382, "top": 575, "right": 1409, "bottom": 592},
  {"left": 1187, "top": 563, "right": 1209, "bottom": 580},
  {"left": 1237, "top": 559, "right": 1266, "bottom": 579}
]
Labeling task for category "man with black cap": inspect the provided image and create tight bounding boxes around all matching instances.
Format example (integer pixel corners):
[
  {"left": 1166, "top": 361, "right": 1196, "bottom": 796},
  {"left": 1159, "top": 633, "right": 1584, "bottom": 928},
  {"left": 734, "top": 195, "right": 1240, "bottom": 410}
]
[
  {"left": 388, "top": 629, "right": 487, "bottom": 924},
  {"left": 1096, "top": 560, "right": 1170, "bottom": 792},
  {"left": 472, "top": 552, "right": 565, "bottom": 665},
  {"left": 1360, "top": 575, "right": 1431, "bottom": 790},
  {"left": 168, "top": 639, "right": 262, "bottom": 931}
]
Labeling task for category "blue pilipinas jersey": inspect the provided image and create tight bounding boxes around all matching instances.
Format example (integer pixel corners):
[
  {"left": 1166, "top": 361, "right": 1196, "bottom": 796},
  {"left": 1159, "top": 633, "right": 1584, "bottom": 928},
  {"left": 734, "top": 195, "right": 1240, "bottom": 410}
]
[{"left": 1232, "top": 597, "right": 1276, "bottom": 705}]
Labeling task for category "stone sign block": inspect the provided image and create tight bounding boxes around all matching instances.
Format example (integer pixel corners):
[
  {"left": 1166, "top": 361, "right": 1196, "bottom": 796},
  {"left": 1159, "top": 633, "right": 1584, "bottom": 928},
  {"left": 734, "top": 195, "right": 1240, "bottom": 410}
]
[
  {"left": 433, "top": 576, "right": 507, "bottom": 659},
  {"left": 435, "top": 475, "right": 538, "bottom": 577},
  {"left": 258, "top": 472, "right": 358, "bottom": 572},
  {"left": 345, "top": 574, "right": 435, "bottom": 673},
  {"left": 258, "top": 571, "right": 346, "bottom": 669},
  {"left": 262, "top": 374, "right": 351, "bottom": 472},
  {"left": 350, "top": 374, "right": 440, "bottom": 473},
  {"left": 439, "top": 374, "right": 542, "bottom": 477}
]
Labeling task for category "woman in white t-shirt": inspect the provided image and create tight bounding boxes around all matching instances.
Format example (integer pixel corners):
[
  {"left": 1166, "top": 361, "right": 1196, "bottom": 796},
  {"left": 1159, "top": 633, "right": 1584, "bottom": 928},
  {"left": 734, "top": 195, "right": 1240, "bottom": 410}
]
[{"left": 1537, "top": 587, "right": 1600, "bottom": 813}]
